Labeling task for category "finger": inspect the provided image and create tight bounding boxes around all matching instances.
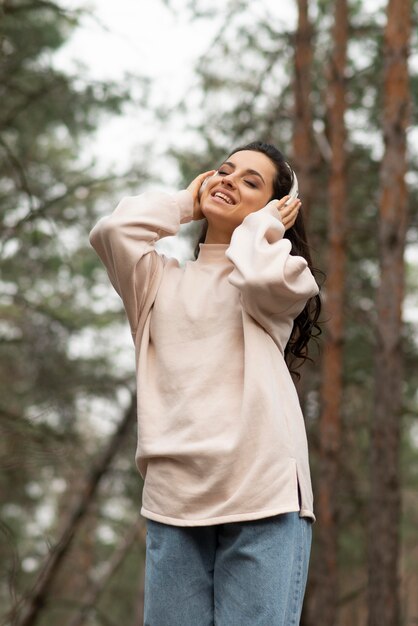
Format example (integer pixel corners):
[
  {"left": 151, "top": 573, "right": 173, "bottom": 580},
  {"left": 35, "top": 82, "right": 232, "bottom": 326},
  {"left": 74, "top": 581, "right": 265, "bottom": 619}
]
[
  {"left": 280, "top": 205, "right": 296, "bottom": 220},
  {"left": 280, "top": 204, "right": 301, "bottom": 230},
  {"left": 199, "top": 169, "right": 217, "bottom": 181},
  {"left": 188, "top": 170, "right": 217, "bottom": 197},
  {"left": 280, "top": 200, "right": 301, "bottom": 220},
  {"left": 276, "top": 195, "right": 293, "bottom": 207},
  {"left": 278, "top": 195, "right": 301, "bottom": 207},
  {"left": 282, "top": 215, "right": 297, "bottom": 231}
]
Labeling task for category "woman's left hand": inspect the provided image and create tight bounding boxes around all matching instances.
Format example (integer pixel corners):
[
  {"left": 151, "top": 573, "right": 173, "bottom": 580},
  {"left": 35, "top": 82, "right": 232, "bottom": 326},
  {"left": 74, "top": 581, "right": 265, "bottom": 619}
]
[{"left": 276, "top": 196, "right": 302, "bottom": 231}]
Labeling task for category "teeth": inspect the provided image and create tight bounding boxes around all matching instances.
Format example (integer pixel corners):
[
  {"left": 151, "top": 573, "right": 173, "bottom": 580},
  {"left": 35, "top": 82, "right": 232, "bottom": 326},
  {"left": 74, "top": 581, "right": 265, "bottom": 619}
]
[{"left": 214, "top": 192, "right": 233, "bottom": 204}]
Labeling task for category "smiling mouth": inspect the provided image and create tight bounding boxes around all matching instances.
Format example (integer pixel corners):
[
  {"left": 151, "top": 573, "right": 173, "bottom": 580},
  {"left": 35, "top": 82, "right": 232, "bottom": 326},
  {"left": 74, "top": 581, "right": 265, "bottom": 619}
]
[{"left": 211, "top": 191, "right": 236, "bottom": 205}]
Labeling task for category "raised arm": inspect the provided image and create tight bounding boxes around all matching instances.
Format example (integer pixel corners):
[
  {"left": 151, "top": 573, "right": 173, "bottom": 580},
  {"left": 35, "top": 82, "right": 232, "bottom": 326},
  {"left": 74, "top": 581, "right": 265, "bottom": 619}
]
[
  {"left": 225, "top": 199, "right": 319, "bottom": 350},
  {"left": 89, "top": 189, "right": 193, "bottom": 336}
]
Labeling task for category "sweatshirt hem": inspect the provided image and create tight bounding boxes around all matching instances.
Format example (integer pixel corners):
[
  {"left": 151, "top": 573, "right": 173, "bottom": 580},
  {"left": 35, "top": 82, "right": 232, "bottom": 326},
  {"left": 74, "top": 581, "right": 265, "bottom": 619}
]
[{"left": 140, "top": 504, "right": 315, "bottom": 527}]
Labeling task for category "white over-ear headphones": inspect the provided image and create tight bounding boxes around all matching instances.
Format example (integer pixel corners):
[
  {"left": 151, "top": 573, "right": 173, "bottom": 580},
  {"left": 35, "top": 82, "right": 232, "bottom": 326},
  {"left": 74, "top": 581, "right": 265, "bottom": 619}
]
[
  {"left": 283, "top": 163, "right": 299, "bottom": 206},
  {"left": 198, "top": 171, "right": 218, "bottom": 198}
]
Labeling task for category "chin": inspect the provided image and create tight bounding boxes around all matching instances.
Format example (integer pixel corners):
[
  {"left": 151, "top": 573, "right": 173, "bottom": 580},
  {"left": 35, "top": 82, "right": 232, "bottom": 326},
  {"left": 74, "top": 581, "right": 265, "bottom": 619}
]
[
  {"left": 200, "top": 203, "right": 222, "bottom": 222},
  {"left": 200, "top": 195, "right": 216, "bottom": 218}
]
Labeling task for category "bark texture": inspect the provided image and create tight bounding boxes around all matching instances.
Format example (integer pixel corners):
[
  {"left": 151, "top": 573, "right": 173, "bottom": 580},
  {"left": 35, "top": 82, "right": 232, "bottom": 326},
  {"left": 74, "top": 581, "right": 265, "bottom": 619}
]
[
  {"left": 311, "top": 1, "right": 348, "bottom": 625},
  {"left": 368, "top": 0, "right": 411, "bottom": 624},
  {"left": 293, "top": 0, "right": 315, "bottom": 221}
]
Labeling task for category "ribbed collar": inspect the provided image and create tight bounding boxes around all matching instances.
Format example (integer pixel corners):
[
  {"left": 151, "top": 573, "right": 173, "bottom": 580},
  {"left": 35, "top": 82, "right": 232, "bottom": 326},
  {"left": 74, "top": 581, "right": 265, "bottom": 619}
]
[{"left": 196, "top": 243, "right": 232, "bottom": 265}]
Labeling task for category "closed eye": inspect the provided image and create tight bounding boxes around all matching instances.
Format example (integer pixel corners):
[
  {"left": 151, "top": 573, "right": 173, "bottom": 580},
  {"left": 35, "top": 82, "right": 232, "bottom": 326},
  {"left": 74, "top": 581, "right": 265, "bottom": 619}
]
[{"left": 218, "top": 170, "right": 257, "bottom": 188}]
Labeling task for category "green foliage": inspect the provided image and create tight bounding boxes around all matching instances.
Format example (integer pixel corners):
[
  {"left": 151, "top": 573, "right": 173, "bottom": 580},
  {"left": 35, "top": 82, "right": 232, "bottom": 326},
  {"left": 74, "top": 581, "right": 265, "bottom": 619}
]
[{"left": 0, "top": 2, "right": 150, "bottom": 621}]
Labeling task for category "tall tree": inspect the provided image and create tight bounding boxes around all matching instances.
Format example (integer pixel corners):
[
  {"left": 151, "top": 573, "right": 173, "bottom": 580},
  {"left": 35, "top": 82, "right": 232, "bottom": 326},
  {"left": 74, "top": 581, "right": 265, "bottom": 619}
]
[
  {"left": 293, "top": 0, "right": 316, "bottom": 221},
  {"left": 368, "top": 0, "right": 411, "bottom": 624},
  {"left": 311, "top": 1, "right": 349, "bottom": 625}
]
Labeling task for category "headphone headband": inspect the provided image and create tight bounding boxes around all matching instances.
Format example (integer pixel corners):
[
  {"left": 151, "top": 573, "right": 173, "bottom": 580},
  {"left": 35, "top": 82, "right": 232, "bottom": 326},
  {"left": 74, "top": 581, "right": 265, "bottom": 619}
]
[{"left": 284, "top": 162, "right": 299, "bottom": 205}]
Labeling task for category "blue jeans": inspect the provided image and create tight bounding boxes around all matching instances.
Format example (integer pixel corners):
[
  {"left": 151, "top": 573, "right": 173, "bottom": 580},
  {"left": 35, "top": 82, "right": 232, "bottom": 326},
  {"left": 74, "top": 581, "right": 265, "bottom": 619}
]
[{"left": 143, "top": 511, "right": 312, "bottom": 625}]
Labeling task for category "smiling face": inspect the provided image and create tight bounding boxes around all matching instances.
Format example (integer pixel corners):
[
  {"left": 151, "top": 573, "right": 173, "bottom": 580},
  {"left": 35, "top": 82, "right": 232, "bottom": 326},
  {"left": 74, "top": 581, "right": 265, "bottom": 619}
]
[{"left": 200, "top": 150, "right": 277, "bottom": 243}]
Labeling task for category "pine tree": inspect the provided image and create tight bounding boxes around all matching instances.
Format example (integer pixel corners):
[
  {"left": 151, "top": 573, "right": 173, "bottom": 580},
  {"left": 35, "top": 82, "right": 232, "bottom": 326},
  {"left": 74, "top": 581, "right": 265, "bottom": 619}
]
[
  {"left": 368, "top": 0, "right": 412, "bottom": 623},
  {"left": 314, "top": 1, "right": 349, "bottom": 624}
]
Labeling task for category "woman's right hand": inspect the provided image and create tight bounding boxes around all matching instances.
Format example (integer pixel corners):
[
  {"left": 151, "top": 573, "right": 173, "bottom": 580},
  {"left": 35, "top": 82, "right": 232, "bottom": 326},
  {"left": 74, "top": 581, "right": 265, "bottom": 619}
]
[{"left": 187, "top": 170, "right": 216, "bottom": 221}]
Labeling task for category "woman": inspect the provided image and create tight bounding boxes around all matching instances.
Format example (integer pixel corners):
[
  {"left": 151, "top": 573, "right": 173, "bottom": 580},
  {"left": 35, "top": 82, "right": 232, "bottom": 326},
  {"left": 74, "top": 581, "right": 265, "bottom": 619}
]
[{"left": 89, "top": 141, "right": 322, "bottom": 625}]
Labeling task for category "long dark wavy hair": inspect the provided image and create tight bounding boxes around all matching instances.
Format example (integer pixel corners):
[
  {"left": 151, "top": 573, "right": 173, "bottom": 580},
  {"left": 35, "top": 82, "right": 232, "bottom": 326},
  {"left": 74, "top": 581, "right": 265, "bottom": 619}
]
[{"left": 193, "top": 141, "right": 323, "bottom": 378}]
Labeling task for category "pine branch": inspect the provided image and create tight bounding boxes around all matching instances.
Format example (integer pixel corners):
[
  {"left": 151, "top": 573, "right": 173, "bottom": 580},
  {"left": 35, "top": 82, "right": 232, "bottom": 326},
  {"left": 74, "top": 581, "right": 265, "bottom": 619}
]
[
  {"left": 0, "top": 174, "right": 121, "bottom": 244},
  {"left": 2, "top": 1, "right": 80, "bottom": 18},
  {"left": 9, "top": 393, "right": 137, "bottom": 626},
  {"left": 0, "top": 76, "right": 69, "bottom": 132},
  {"left": 0, "top": 135, "right": 35, "bottom": 211},
  {"left": 65, "top": 518, "right": 144, "bottom": 626}
]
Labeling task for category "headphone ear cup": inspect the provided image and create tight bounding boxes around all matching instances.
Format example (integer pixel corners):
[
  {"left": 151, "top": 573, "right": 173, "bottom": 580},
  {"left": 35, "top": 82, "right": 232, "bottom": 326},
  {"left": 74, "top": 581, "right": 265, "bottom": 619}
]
[
  {"left": 198, "top": 179, "right": 208, "bottom": 198},
  {"left": 283, "top": 164, "right": 299, "bottom": 206},
  {"left": 199, "top": 171, "right": 217, "bottom": 198}
]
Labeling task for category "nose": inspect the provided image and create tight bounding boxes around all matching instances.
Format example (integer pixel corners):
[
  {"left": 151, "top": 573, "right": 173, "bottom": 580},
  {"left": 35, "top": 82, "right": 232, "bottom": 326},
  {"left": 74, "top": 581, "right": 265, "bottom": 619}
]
[{"left": 220, "top": 173, "right": 237, "bottom": 188}]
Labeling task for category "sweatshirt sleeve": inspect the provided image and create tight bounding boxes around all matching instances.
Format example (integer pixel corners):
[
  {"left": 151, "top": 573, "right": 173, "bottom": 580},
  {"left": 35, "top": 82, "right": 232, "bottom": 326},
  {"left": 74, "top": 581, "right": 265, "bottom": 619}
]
[
  {"left": 88, "top": 189, "right": 194, "bottom": 337},
  {"left": 225, "top": 200, "right": 319, "bottom": 351}
]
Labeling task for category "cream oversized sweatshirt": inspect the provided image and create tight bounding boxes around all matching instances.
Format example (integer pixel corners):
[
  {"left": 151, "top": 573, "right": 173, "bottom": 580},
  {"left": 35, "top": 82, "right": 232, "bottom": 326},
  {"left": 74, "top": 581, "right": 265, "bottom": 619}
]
[{"left": 89, "top": 189, "right": 319, "bottom": 526}]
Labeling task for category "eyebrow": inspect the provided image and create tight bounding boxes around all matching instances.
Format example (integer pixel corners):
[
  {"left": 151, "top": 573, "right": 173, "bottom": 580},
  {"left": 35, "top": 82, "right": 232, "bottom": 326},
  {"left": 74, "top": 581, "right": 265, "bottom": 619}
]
[{"left": 221, "top": 161, "right": 266, "bottom": 184}]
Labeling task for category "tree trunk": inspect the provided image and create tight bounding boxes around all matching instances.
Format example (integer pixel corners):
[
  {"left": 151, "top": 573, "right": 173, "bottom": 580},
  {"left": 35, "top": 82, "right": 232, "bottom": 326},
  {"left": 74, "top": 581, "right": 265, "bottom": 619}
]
[
  {"left": 13, "top": 392, "right": 137, "bottom": 626},
  {"left": 66, "top": 517, "right": 145, "bottom": 626},
  {"left": 309, "top": 1, "right": 348, "bottom": 625},
  {"left": 368, "top": 0, "right": 411, "bottom": 624},
  {"left": 292, "top": 2, "right": 320, "bottom": 622},
  {"left": 51, "top": 461, "right": 98, "bottom": 610},
  {"left": 293, "top": 0, "right": 315, "bottom": 221}
]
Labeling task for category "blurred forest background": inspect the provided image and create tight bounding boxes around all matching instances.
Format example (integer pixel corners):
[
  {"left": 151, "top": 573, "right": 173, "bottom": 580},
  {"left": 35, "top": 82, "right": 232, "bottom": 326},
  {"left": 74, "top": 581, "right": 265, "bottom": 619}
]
[{"left": 0, "top": 0, "right": 417, "bottom": 625}]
